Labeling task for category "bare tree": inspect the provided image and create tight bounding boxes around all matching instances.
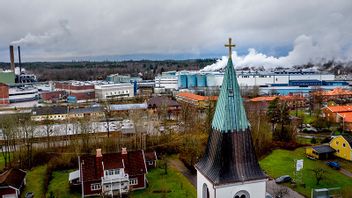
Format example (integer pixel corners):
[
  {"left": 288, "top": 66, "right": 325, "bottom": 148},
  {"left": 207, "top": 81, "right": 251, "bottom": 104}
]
[
  {"left": 20, "top": 116, "right": 36, "bottom": 168},
  {"left": 311, "top": 168, "right": 326, "bottom": 185},
  {"left": 129, "top": 109, "right": 147, "bottom": 150}
]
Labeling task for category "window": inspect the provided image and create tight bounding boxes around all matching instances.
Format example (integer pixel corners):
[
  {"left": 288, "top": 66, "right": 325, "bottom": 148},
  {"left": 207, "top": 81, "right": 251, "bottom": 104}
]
[
  {"left": 148, "top": 161, "right": 154, "bottom": 165},
  {"left": 202, "top": 183, "right": 209, "bottom": 198},
  {"left": 343, "top": 143, "right": 346, "bottom": 147},
  {"left": 336, "top": 141, "right": 339, "bottom": 145},
  {"left": 91, "top": 183, "right": 101, "bottom": 191},
  {"left": 234, "top": 190, "right": 250, "bottom": 198},
  {"left": 130, "top": 178, "right": 138, "bottom": 185},
  {"left": 105, "top": 169, "right": 120, "bottom": 176}
]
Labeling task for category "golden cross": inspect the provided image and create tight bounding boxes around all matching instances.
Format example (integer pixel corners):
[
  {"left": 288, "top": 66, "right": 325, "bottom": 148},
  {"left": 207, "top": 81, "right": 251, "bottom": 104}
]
[{"left": 224, "top": 37, "right": 235, "bottom": 58}]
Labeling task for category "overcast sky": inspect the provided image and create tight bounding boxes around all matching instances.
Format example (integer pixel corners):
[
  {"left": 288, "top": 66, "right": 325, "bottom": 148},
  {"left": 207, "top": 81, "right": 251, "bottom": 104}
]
[{"left": 0, "top": 0, "right": 351, "bottom": 65}]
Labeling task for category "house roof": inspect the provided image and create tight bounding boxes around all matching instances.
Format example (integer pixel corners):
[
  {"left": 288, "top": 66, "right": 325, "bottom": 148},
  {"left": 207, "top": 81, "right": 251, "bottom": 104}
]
[
  {"left": 32, "top": 106, "right": 68, "bottom": 116},
  {"left": 336, "top": 112, "right": 352, "bottom": 123},
  {"left": 325, "top": 105, "right": 352, "bottom": 113},
  {"left": 69, "top": 170, "right": 80, "bottom": 181},
  {"left": 109, "top": 103, "right": 148, "bottom": 111},
  {"left": 315, "top": 88, "right": 352, "bottom": 96},
  {"left": 342, "top": 135, "right": 352, "bottom": 146},
  {"left": 69, "top": 106, "right": 103, "bottom": 114},
  {"left": 0, "top": 168, "right": 26, "bottom": 189},
  {"left": 177, "top": 92, "right": 218, "bottom": 101},
  {"left": 312, "top": 145, "right": 335, "bottom": 154},
  {"left": 249, "top": 95, "right": 304, "bottom": 102},
  {"left": 80, "top": 150, "right": 147, "bottom": 182},
  {"left": 147, "top": 96, "right": 179, "bottom": 108}
]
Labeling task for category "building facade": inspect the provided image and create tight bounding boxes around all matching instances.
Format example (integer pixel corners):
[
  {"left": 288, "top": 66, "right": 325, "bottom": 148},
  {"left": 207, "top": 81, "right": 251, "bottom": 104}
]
[
  {"left": 94, "top": 83, "right": 134, "bottom": 100},
  {"left": 55, "top": 81, "right": 95, "bottom": 101}
]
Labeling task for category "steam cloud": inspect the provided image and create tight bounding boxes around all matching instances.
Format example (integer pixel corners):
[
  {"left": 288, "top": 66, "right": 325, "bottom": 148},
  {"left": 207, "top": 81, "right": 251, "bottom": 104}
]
[
  {"left": 11, "top": 20, "right": 70, "bottom": 46},
  {"left": 201, "top": 34, "right": 352, "bottom": 71}
]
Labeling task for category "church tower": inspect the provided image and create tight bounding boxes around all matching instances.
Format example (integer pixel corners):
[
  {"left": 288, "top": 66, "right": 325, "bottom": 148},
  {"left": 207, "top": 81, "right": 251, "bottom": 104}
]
[{"left": 195, "top": 38, "right": 267, "bottom": 198}]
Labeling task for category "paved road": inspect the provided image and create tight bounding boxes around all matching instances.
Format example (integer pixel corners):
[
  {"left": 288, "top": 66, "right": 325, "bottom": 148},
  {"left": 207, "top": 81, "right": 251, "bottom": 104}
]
[
  {"left": 340, "top": 168, "right": 352, "bottom": 178},
  {"left": 266, "top": 180, "right": 305, "bottom": 198}
]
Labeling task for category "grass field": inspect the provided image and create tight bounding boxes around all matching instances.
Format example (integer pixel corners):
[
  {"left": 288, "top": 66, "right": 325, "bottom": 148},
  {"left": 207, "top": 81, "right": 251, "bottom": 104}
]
[
  {"left": 131, "top": 166, "right": 196, "bottom": 198},
  {"left": 290, "top": 110, "right": 315, "bottom": 124},
  {"left": 22, "top": 165, "right": 47, "bottom": 198},
  {"left": 260, "top": 148, "right": 352, "bottom": 197},
  {"left": 47, "top": 170, "right": 81, "bottom": 198}
]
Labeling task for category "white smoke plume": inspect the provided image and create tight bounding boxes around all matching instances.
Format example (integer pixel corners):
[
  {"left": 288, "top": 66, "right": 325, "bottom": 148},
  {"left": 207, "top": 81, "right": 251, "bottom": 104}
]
[
  {"left": 201, "top": 34, "right": 352, "bottom": 71},
  {"left": 11, "top": 20, "right": 70, "bottom": 46}
]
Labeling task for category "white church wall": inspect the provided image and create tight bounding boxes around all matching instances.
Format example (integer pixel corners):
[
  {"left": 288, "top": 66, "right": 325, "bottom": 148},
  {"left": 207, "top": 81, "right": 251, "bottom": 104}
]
[
  {"left": 197, "top": 170, "right": 215, "bottom": 198},
  {"left": 215, "top": 179, "right": 266, "bottom": 198}
]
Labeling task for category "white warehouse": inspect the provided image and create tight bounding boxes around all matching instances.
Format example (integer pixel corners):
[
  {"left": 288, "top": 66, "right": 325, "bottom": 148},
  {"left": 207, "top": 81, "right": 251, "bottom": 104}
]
[{"left": 95, "top": 83, "right": 134, "bottom": 100}]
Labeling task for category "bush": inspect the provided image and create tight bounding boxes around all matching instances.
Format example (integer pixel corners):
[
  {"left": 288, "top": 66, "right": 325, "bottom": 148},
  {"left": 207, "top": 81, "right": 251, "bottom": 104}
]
[{"left": 311, "top": 137, "right": 317, "bottom": 144}]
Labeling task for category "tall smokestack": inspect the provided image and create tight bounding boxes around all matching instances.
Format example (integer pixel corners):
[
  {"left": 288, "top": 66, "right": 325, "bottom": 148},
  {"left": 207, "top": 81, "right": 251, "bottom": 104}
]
[
  {"left": 9, "top": 45, "right": 15, "bottom": 72},
  {"left": 18, "top": 46, "right": 22, "bottom": 74}
]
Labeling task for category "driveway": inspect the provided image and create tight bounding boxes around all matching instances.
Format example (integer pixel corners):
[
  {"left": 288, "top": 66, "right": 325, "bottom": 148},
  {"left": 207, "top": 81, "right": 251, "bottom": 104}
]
[{"left": 266, "top": 180, "right": 305, "bottom": 198}]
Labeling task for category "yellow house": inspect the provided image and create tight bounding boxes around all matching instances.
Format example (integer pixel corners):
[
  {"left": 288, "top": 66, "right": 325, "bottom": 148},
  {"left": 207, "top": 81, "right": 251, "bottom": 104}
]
[{"left": 329, "top": 135, "right": 352, "bottom": 161}]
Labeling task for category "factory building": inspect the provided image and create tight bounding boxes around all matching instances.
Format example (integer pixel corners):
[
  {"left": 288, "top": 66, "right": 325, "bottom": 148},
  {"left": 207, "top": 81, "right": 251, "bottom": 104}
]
[
  {"left": 9, "top": 86, "right": 38, "bottom": 103},
  {"left": 154, "top": 70, "right": 340, "bottom": 95},
  {"left": 106, "top": 73, "right": 142, "bottom": 84},
  {"left": 55, "top": 81, "right": 95, "bottom": 102},
  {"left": 95, "top": 83, "right": 134, "bottom": 100},
  {"left": 154, "top": 75, "right": 178, "bottom": 93}
]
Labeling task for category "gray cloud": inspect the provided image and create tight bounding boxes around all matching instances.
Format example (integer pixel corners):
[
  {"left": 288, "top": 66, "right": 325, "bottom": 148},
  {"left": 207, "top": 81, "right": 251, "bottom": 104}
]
[{"left": 0, "top": 0, "right": 351, "bottom": 63}]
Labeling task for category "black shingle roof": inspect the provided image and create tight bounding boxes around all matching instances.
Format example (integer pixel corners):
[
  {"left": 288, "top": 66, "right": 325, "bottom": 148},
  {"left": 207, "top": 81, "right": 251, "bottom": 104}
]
[
  {"left": 195, "top": 128, "right": 267, "bottom": 185},
  {"left": 312, "top": 145, "right": 335, "bottom": 154},
  {"left": 342, "top": 135, "right": 352, "bottom": 146},
  {"left": 32, "top": 106, "right": 68, "bottom": 115}
]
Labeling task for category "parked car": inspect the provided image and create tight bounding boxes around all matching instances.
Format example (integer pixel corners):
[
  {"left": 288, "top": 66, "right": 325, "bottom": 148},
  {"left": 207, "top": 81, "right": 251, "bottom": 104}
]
[
  {"left": 25, "top": 192, "right": 34, "bottom": 198},
  {"left": 326, "top": 161, "right": 341, "bottom": 170},
  {"left": 275, "top": 175, "right": 292, "bottom": 184},
  {"left": 302, "top": 127, "right": 318, "bottom": 133},
  {"left": 266, "top": 192, "right": 273, "bottom": 198}
]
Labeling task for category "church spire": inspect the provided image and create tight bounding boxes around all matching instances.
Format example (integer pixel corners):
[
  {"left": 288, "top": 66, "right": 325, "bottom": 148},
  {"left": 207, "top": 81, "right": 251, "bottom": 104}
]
[
  {"left": 212, "top": 38, "right": 249, "bottom": 132},
  {"left": 195, "top": 38, "right": 266, "bottom": 188}
]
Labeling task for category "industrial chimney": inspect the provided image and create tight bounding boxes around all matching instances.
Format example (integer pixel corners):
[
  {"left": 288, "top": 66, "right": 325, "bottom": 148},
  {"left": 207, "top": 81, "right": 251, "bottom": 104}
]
[
  {"left": 18, "top": 46, "right": 22, "bottom": 74},
  {"left": 9, "top": 46, "right": 15, "bottom": 72}
]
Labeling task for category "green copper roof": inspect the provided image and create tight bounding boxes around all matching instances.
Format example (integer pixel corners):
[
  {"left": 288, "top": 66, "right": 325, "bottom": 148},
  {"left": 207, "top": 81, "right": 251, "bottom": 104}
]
[{"left": 211, "top": 57, "right": 249, "bottom": 132}]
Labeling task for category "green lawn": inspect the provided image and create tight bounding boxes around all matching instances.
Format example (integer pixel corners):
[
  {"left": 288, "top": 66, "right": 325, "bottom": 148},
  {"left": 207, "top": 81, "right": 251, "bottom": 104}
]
[
  {"left": 131, "top": 166, "right": 196, "bottom": 198},
  {"left": 22, "top": 165, "right": 47, "bottom": 198},
  {"left": 291, "top": 110, "right": 315, "bottom": 124},
  {"left": 260, "top": 148, "right": 352, "bottom": 197},
  {"left": 47, "top": 170, "right": 81, "bottom": 198}
]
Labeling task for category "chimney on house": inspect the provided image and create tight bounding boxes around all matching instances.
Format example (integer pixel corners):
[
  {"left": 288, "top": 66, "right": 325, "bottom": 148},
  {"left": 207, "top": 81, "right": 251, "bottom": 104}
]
[
  {"left": 96, "top": 148, "right": 102, "bottom": 157},
  {"left": 18, "top": 46, "right": 22, "bottom": 74},
  {"left": 95, "top": 148, "right": 104, "bottom": 177},
  {"left": 9, "top": 45, "right": 15, "bottom": 72},
  {"left": 122, "top": 147, "right": 128, "bottom": 155}
]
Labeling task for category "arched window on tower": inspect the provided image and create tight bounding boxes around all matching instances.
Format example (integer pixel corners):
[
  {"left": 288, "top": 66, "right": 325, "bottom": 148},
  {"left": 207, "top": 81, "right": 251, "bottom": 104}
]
[
  {"left": 234, "top": 190, "right": 250, "bottom": 198},
  {"left": 202, "top": 183, "right": 209, "bottom": 198}
]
